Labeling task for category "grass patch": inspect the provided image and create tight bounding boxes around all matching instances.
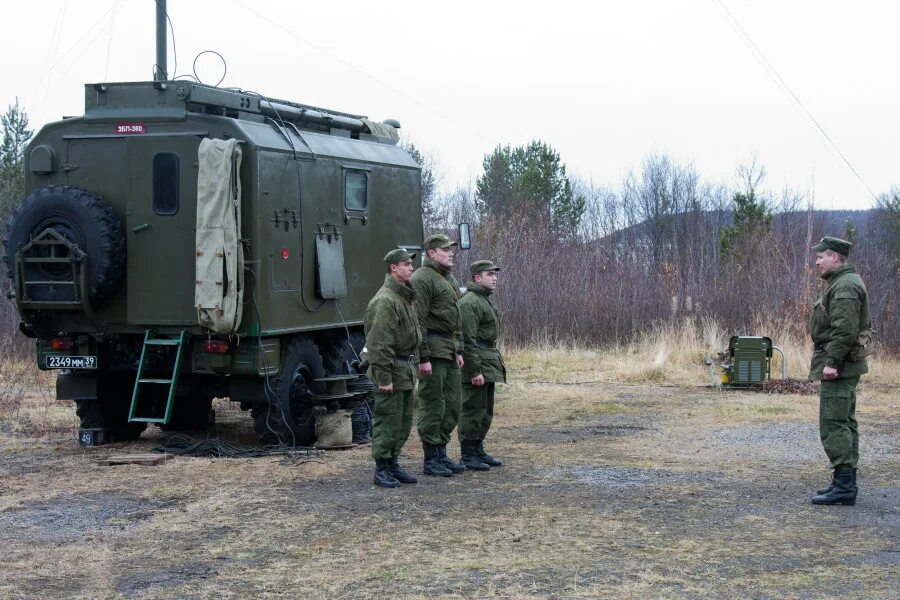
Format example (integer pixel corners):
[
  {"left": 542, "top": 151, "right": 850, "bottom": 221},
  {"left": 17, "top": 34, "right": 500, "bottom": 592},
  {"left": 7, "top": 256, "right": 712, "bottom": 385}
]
[{"left": 0, "top": 335, "right": 897, "bottom": 598}]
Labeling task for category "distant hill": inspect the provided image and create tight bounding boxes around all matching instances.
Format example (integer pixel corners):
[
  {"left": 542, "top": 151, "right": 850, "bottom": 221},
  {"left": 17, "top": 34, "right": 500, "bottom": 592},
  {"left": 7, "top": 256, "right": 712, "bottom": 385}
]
[{"left": 594, "top": 209, "right": 878, "bottom": 246}]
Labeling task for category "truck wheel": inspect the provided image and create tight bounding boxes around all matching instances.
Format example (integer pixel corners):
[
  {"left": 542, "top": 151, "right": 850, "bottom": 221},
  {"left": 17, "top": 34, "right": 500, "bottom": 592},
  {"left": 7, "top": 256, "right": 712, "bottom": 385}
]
[
  {"left": 159, "top": 397, "right": 215, "bottom": 432},
  {"left": 76, "top": 402, "right": 146, "bottom": 442},
  {"left": 4, "top": 185, "right": 125, "bottom": 304},
  {"left": 75, "top": 374, "right": 147, "bottom": 443},
  {"left": 253, "top": 337, "right": 324, "bottom": 446}
]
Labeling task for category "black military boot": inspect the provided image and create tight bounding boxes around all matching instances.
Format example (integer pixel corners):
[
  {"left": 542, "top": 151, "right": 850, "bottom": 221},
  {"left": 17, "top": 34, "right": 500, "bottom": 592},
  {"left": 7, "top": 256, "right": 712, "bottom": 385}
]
[
  {"left": 816, "top": 470, "right": 835, "bottom": 496},
  {"left": 812, "top": 465, "right": 857, "bottom": 505},
  {"left": 437, "top": 445, "right": 467, "bottom": 474},
  {"left": 374, "top": 460, "right": 400, "bottom": 488},
  {"left": 476, "top": 439, "right": 503, "bottom": 467},
  {"left": 389, "top": 458, "right": 419, "bottom": 484},
  {"left": 460, "top": 439, "right": 490, "bottom": 471},
  {"left": 818, "top": 467, "right": 857, "bottom": 495},
  {"left": 422, "top": 443, "right": 453, "bottom": 477}
]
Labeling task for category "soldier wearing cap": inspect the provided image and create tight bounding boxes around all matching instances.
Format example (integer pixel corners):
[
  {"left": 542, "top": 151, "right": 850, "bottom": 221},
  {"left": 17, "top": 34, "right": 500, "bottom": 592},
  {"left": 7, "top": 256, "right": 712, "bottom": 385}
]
[
  {"left": 808, "top": 236, "right": 872, "bottom": 506},
  {"left": 363, "top": 248, "right": 422, "bottom": 488},
  {"left": 411, "top": 233, "right": 468, "bottom": 477},
  {"left": 457, "top": 260, "right": 506, "bottom": 470}
]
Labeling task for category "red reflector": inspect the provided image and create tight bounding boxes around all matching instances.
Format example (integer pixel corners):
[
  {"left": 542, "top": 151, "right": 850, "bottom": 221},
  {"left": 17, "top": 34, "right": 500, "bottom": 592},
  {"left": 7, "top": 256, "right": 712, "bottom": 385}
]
[
  {"left": 203, "top": 340, "right": 229, "bottom": 354},
  {"left": 50, "top": 337, "right": 73, "bottom": 351},
  {"left": 281, "top": 248, "right": 289, "bottom": 259}
]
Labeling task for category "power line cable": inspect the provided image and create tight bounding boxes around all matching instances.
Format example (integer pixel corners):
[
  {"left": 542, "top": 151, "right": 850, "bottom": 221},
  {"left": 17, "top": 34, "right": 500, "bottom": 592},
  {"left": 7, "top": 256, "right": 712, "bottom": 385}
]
[
  {"left": 22, "top": 0, "right": 132, "bottom": 103},
  {"left": 224, "top": 0, "right": 493, "bottom": 145},
  {"left": 104, "top": 0, "right": 117, "bottom": 81},
  {"left": 37, "top": 1, "right": 68, "bottom": 116},
  {"left": 711, "top": 0, "right": 879, "bottom": 202}
]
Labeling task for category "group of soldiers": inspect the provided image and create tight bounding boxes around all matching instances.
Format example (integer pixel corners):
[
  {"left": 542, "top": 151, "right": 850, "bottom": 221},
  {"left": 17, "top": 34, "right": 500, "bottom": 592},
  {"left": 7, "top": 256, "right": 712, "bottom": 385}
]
[
  {"left": 357, "top": 233, "right": 873, "bottom": 505},
  {"left": 362, "top": 234, "right": 506, "bottom": 488}
]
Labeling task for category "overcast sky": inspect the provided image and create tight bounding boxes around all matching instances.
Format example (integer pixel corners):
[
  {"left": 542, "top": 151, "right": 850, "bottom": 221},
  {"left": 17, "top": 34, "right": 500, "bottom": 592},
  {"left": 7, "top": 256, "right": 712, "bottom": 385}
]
[{"left": 2, "top": 0, "right": 897, "bottom": 209}]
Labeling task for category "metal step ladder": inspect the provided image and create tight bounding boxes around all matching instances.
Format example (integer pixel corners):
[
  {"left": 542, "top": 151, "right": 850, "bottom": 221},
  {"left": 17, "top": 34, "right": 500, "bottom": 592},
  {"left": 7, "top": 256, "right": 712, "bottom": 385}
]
[{"left": 128, "top": 330, "right": 188, "bottom": 424}]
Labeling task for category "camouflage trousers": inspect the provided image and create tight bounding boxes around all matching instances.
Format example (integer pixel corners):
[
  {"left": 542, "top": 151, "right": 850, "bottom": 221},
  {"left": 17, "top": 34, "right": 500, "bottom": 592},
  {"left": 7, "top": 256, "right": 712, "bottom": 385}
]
[
  {"left": 458, "top": 382, "right": 495, "bottom": 442},
  {"left": 417, "top": 358, "right": 461, "bottom": 446},
  {"left": 819, "top": 376, "right": 860, "bottom": 469},
  {"left": 371, "top": 388, "right": 414, "bottom": 461}
]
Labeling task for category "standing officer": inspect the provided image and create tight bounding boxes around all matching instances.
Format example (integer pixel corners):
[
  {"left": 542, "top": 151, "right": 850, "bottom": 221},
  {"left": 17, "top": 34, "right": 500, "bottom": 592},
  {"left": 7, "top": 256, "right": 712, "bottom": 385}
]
[
  {"left": 458, "top": 260, "right": 506, "bottom": 471},
  {"left": 363, "top": 249, "right": 422, "bottom": 488},
  {"left": 809, "top": 236, "right": 872, "bottom": 506},
  {"left": 412, "top": 234, "right": 467, "bottom": 477}
]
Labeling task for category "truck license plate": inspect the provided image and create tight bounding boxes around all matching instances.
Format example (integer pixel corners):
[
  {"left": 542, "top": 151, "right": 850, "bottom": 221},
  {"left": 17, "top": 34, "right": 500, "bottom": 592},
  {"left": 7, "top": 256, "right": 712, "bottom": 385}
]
[{"left": 46, "top": 355, "right": 98, "bottom": 369}]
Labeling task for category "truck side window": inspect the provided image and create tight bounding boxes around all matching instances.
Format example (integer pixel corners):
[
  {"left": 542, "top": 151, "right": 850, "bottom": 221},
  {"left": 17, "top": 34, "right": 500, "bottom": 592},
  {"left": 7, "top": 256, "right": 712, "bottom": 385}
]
[
  {"left": 153, "top": 153, "right": 180, "bottom": 215},
  {"left": 345, "top": 171, "right": 367, "bottom": 211}
]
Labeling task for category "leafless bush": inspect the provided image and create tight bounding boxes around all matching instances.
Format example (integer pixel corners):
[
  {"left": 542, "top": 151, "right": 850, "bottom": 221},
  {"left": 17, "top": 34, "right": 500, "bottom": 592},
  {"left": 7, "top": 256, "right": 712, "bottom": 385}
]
[
  {"left": 0, "top": 270, "right": 35, "bottom": 363},
  {"left": 442, "top": 154, "right": 898, "bottom": 352}
]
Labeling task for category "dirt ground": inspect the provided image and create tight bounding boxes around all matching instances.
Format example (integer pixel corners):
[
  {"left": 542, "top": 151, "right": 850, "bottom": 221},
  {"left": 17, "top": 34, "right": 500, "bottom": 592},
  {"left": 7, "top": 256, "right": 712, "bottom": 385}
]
[{"left": 0, "top": 356, "right": 897, "bottom": 599}]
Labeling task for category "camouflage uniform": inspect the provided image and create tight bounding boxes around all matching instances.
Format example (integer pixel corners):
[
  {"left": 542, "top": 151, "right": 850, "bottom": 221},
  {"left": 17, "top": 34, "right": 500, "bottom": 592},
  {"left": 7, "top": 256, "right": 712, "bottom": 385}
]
[
  {"left": 364, "top": 273, "right": 421, "bottom": 463},
  {"left": 411, "top": 234, "right": 467, "bottom": 476},
  {"left": 412, "top": 254, "right": 463, "bottom": 446},
  {"left": 458, "top": 261, "right": 506, "bottom": 467},
  {"left": 808, "top": 236, "right": 872, "bottom": 506},
  {"left": 809, "top": 263, "right": 870, "bottom": 469}
]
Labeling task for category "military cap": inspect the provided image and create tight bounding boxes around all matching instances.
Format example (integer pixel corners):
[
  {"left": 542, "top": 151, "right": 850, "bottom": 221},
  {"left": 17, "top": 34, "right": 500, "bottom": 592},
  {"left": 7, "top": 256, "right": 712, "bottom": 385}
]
[
  {"left": 423, "top": 233, "right": 458, "bottom": 251},
  {"left": 383, "top": 248, "right": 417, "bottom": 264},
  {"left": 812, "top": 236, "right": 852, "bottom": 256},
  {"left": 470, "top": 260, "right": 501, "bottom": 277}
]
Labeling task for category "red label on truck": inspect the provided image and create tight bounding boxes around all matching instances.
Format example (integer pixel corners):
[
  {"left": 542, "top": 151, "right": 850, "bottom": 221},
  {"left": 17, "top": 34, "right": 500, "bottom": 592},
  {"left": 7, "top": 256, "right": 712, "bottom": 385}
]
[{"left": 115, "top": 122, "right": 146, "bottom": 135}]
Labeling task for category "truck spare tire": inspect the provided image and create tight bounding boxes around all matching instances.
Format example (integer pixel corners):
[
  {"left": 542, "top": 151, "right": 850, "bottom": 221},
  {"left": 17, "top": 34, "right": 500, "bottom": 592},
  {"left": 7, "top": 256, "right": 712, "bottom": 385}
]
[{"left": 4, "top": 185, "right": 126, "bottom": 304}]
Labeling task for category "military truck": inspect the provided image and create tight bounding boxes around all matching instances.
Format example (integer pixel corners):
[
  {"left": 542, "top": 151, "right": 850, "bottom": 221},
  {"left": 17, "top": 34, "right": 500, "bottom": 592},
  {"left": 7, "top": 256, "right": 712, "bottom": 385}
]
[{"left": 3, "top": 4, "right": 433, "bottom": 446}]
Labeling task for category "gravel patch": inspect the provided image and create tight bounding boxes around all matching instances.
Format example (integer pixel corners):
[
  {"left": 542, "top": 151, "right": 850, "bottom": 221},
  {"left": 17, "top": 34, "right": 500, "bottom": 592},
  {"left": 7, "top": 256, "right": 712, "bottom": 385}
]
[
  {"left": 0, "top": 492, "right": 179, "bottom": 543},
  {"left": 557, "top": 465, "right": 704, "bottom": 488}
]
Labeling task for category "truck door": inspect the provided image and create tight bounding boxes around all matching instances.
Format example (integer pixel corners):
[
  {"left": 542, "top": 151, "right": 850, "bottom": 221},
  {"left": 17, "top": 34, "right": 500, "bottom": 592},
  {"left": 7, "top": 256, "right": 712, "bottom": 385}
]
[{"left": 126, "top": 136, "right": 202, "bottom": 325}]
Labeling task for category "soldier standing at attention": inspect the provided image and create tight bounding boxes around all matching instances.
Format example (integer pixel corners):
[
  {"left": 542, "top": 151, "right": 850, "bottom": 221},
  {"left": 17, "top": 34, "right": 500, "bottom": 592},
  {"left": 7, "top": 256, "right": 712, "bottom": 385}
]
[
  {"left": 809, "top": 236, "right": 872, "bottom": 506},
  {"left": 412, "top": 234, "right": 467, "bottom": 477},
  {"left": 363, "top": 249, "right": 422, "bottom": 488},
  {"left": 458, "top": 260, "right": 506, "bottom": 471}
]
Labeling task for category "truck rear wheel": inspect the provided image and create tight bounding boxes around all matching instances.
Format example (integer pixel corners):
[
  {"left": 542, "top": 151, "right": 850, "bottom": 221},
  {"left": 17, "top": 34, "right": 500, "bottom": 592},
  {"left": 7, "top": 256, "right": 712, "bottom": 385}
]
[
  {"left": 75, "top": 374, "right": 146, "bottom": 442},
  {"left": 252, "top": 337, "right": 324, "bottom": 446},
  {"left": 158, "top": 397, "right": 215, "bottom": 432},
  {"left": 4, "top": 185, "right": 125, "bottom": 303}
]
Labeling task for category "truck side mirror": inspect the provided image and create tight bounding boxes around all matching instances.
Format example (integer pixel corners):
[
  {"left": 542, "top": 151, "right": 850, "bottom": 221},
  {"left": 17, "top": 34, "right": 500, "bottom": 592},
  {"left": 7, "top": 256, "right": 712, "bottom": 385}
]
[{"left": 458, "top": 223, "right": 471, "bottom": 250}]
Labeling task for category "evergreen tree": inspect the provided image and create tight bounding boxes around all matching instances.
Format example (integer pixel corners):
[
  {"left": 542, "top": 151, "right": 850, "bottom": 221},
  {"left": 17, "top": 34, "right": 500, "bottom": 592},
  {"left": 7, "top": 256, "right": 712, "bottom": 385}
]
[
  {"left": 475, "top": 140, "right": 584, "bottom": 238},
  {"left": 0, "top": 99, "right": 33, "bottom": 220},
  {"left": 719, "top": 160, "right": 772, "bottom": 259}
]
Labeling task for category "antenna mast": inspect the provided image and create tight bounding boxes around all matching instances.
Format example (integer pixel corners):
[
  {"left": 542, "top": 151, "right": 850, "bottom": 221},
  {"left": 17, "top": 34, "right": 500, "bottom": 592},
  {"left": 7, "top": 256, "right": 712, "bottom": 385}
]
[{"left": 154, "top": 0, "right": 168, "bottom": 80}]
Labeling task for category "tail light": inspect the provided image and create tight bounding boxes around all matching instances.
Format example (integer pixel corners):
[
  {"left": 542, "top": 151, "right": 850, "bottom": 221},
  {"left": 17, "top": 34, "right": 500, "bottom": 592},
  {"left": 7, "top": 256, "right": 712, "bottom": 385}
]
[
  {"left": 203, "top": 340, "right": 229, "bottom": 354},
  {"left": 49, "top": 337, "right": 73, "bottom": 350}
]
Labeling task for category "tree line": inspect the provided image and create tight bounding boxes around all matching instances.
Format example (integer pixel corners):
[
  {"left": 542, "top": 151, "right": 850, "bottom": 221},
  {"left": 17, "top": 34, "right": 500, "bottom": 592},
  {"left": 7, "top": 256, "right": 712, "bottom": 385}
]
[
  {"left": 406, "top": 139, "right": 899, "bottom": 352},
  {"left": 1, "top": 102, "right": 897, "bottom": 357}
]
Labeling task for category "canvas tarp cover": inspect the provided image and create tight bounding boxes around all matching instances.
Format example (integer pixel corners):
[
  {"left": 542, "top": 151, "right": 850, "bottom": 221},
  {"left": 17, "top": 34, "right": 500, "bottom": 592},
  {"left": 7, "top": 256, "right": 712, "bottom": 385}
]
[
  {"left": 195, "top": 138, "right": 244, "bottom": 334},
  {"left": 362, "top": 119, "right": 400, "bottom": 144}
]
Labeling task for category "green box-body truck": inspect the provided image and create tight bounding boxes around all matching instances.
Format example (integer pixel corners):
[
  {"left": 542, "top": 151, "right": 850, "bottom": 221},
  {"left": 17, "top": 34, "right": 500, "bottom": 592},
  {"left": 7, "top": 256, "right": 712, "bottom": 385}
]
[{"left": 5, "top": 77, "right": 423, "bottom": 445}]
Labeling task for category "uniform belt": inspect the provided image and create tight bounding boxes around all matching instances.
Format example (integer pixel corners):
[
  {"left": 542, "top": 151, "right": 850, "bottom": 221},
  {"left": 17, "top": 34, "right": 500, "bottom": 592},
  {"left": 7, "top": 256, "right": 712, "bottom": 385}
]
[
  {"left": 394, "top": 354, "right": 416, "bottom": 364},
  {"left": 426, "top": 329, "right": 453, "bottom": 339},
  {"left": 475, "top": 338, "right": 496, "bottom": 349}
]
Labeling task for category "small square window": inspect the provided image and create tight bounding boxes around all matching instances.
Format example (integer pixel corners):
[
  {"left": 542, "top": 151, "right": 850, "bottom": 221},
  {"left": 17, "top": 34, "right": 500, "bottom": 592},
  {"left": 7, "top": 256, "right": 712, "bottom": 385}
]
[
  {"left": 345, "top": 171, "right": 367, "bottom": 211},
  {"left": 153, "top": 153, "right": 180, "bottom": 215}
]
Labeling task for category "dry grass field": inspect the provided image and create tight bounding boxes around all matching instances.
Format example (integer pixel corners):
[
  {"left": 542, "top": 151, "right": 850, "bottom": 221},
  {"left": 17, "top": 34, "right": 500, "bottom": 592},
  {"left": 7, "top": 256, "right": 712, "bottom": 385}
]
[{"left": 1, "top": 326, "right": 898, "bottom": 599}]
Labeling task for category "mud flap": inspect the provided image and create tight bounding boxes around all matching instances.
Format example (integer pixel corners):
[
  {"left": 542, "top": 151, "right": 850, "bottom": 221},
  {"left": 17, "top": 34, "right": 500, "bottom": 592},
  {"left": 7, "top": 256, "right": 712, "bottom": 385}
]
[{"left": 56, "top": 370, "right": 98, "bottom": 401}]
